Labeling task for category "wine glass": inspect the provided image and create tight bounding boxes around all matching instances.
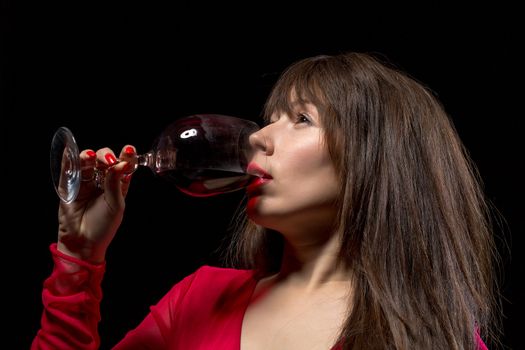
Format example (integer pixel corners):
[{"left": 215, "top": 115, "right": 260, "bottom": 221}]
[{"left": 50, "top": 114, "right": 260, "bottom": 203}]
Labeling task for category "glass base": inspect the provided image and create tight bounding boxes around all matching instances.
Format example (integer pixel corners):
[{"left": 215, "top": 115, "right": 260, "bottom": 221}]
[{"left": 50, "top": 127, "right": 81, "bottom": 203}]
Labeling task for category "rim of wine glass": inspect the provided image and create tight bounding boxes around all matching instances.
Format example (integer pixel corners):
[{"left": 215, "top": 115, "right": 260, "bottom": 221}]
[{"left": 50, "top": 126, "right": 81, "bottom": 204}]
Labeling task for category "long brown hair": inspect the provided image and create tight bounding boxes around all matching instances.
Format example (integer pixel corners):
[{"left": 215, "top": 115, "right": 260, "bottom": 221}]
[{"left": 224, "top": 52, "right": 501, "bottom": 349}]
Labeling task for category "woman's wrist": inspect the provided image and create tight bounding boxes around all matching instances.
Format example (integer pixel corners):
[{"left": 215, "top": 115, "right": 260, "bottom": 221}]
[{"left": 57, "top": 240, "right": 106, "bottom": 264}]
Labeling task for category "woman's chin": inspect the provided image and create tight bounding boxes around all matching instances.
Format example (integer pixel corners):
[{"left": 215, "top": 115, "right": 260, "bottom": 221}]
[{"left": 246, "top": 197, "right": 274, "bottom": 227}]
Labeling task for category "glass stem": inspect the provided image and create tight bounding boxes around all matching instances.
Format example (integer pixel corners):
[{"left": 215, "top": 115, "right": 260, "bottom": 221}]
[{"left": 137, "top": 152, "right": 155, "bottom": 171}]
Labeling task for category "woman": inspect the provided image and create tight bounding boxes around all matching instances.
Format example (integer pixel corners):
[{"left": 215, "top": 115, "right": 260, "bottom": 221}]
[{"left": 32, "top": 52, "right": 500, "bottom": 349}]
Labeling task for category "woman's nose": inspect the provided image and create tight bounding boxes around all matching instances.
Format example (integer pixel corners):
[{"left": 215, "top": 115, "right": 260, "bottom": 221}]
[{"left": 249, "top": 126, "right": 274, "bottom": 156}]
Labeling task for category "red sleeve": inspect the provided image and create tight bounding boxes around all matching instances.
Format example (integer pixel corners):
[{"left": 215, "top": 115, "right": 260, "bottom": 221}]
[
  {"left": 31, "top": 244, "right": 106, "bottom": 350},
  {"left": 32, "top": 244, "right": 199, "bottom": 350}
]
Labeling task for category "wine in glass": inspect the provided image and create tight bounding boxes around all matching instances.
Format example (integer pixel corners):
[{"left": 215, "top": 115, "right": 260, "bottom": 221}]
[{"left": 50, "top": 114, "right": 260, "bottom": 203}]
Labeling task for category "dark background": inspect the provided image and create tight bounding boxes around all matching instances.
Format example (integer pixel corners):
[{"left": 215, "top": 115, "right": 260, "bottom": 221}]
[{"left": 3, "top": 3, "right": 523, "bottom": 349}]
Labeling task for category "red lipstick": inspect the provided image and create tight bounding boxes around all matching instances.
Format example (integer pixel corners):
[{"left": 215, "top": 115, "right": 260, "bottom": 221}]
[
  {"left": 247, "top": 162, "right": 272, "bottom": 179},
  {"left": 246, "top": 162, "right": 272, "bottom": 195}
]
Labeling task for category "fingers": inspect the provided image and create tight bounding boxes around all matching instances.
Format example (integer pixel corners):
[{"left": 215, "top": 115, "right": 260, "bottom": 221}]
[
  {"left": 74, "top": 149, "right": 99, "bottom": 200},
  {"left": 96, "top": 147, "right": 119, "bottom": 169},
  {"left": 80, "top": 149, "right": 97, "bottom": 181},
  {"left": 119, "top": 145, "right": 137, "bottom": 197},
  {"left": 119, "top": 145, "right": 137, "bottom": 174},
  {"left": 93, "top": 146, "right": 137, "bottom": 171},
  {"left": 80, "top": 147, "right": 117, "bottom": 192},
  {"left": 104, "top": 161, "right": 132, "bottom": 212},
  {"left": 76, "top": 147, "right": 135, "bottom": 204},
  {"left": 91, "top": 146, "right": 135, "bottom": 211}
]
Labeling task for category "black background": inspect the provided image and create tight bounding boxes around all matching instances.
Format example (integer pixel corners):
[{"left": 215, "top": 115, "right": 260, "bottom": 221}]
[{"left": 3, "top": 3, "right": 523, "bottom": 349}]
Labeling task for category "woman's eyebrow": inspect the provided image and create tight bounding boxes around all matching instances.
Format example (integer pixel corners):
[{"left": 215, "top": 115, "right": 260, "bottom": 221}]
[{"left": 289, "top": 100, "right": 319, "bottom": 118}]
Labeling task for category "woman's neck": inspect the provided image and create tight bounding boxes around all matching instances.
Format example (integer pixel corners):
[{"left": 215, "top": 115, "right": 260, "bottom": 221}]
[{"left": 276, "top": 232, "right": 351, "bottom": 291}]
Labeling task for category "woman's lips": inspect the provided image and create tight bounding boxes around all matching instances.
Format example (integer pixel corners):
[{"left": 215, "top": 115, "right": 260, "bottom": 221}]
[
  {"left": 246, "top": 162, "right": 272, "bottom": 195},
  {"left": 247, "top": 162, "right": 272, "bottom": 179}
]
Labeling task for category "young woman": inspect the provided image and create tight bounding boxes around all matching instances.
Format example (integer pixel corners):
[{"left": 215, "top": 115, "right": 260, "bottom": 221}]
[{"left": 33, "top": 52, "right": 500, "bottom": 349}]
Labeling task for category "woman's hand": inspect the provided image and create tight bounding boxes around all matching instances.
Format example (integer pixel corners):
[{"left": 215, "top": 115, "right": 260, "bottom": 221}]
[{"left": 57, "top": 145, "right": 136, "bottom": 263}]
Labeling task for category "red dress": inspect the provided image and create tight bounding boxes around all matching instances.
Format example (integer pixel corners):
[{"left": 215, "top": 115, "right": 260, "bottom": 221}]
[{"left": 32, "top": 244, "right": 488, "bottom": 349}]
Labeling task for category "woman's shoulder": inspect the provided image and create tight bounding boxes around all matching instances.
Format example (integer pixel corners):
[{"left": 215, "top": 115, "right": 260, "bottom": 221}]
[
  {"left": 162, "top": 266, "right": 257, "bottom": 322},
  {"left": 158, "top": 266, "right": 257, "bottom": 314},
  {"left": 178, "top": 265, "right": 257, "bottom": 308},
  {"left": 163, "top": 265, "right": 256, "bottom": 298},
  {"left": 190, "top": 265, "right": 257, "bottom": 287}
]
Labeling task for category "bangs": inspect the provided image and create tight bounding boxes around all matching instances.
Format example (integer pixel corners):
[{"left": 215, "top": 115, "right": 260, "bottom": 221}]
[
  {"left": 263, "top": 57, "right": 329, "bottom": 123},
  {"left": 262, "top": 55, "right": 344, "bottom": 176}
]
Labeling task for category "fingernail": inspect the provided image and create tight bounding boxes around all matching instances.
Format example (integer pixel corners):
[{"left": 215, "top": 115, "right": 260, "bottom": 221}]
[
  {"left": 105, "top": 153, "right": 117, "bottom": 165},
  {"left": 86, "top": 150, "right": 96, "bottom": 158},
  {"left": 125, "top": 146, "right": 134, "bottom": 155}
]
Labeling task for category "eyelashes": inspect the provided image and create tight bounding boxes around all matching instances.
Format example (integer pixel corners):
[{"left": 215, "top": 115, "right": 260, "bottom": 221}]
[
  {"left": 294, "top": 113, "right": 312, "bottom": 125},
  {"left": 266, "top": 112, "right": 313, "bottom": 126}
]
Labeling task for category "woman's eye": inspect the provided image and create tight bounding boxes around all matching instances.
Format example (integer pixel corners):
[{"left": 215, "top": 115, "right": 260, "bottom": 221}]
[{"left": 295, "top": 113, "right": 311, "bottom": 124}]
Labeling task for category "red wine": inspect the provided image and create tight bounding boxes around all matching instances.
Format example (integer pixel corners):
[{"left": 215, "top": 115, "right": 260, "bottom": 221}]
[{"left": 158, "top": 169, "right": 256, "bottom": 197}]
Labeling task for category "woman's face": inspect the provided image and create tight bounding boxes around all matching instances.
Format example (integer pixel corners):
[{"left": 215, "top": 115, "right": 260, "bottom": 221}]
[{"left": 246, "top": 100, "right": 340, "bottom": 237}]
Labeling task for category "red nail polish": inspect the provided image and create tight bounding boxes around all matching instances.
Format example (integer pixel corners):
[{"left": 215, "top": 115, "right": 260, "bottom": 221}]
[
  {"left": 86, "top": 150, "right": 96, "bottom": 158},
  {"left": 125, "top": 146, "right": 134, "bottom": 155},
  {"left": 105, "top": 153, "right": 117, "bottom": 165}
]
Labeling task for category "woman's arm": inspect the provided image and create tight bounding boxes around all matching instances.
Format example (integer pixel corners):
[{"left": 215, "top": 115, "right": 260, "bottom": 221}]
[
  {"left": 32, "top": 146, "right": 133, "bottom": 349},
  {"left": 32, "top": 243, "right": 197, "bottom": 350},
  {"left": 31, "top": 244, "right": 105, "bottom": 350}
]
